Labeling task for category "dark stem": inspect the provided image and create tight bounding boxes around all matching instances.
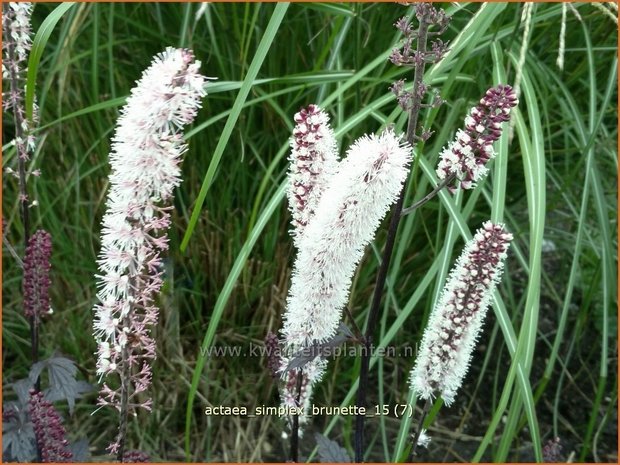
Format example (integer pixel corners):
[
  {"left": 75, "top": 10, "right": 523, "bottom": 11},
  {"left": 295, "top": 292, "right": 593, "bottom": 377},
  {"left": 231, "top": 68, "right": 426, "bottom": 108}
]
[
  {"left": 343, "top": 305, "right": 364, "bottom": 342},
  {"left": 290, "top": 370, "right": 303, "bottom": 462},
  {"left": 409, "top": 398, "right": 432, "bottom": 462},
  {"left": 116, "top": 341, "right": 130, "bottom": 462},
  {"left": 400, "top": 174, "right": 456, "bottom": 217},
  {"left": 5, "top": 13, "right": 38, "bottom": 393},
  {"left": 353, "top": 13, "right": 431, "bottom": 463}
]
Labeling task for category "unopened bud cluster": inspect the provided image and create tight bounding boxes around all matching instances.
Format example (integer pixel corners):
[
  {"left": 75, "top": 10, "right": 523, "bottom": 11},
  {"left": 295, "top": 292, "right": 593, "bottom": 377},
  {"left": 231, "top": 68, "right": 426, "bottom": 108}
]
[
  {"left": 436, "top": 84, "right": 518, "bottom": 190},
  {"left": 288, "top": 104, "right": 338, "bottom": 246},
  {"left": 410, "top": 221, "right": 513, "bottom": 405},
  {"left": 28, "top": 390, "right": 73, "bottom": 463},
  {"left": 23, "top": 230, "right": 53, "bottom": 322},
  {"left": 390, "top": 4, "right": 450, "bottom": 111}
]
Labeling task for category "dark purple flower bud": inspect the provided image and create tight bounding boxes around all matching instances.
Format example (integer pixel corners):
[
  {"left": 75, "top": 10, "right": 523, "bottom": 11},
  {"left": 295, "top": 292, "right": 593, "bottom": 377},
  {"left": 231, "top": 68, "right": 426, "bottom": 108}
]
[
  {"left": 415, "top": 81, "right": 429, "bottom": 99},
  {"left": 28, "top": 390, "right": 73, "bottom": 463},
  {"left": 415, "top": 3, "right": 450, "bottom": 31},
  {"left": 265, "top": 332, "right": 282, "bottom": 379},
  {"left": 431, "top": 39, "right": 448, "bottom": 61},
  {"left": 394, "top": 16, "right": 413, "bottom": 37},
  {"left": 123, "top": 450, "right": 150, "bottom": 462},
  {"left": 390, "top": 79, "right": 414, "bottom": 110},
  {"left": 436, "top": 84, "right": 519, "bottom": 190},
  {"left": 23, "top": 230, "right": 52, "bottom": 321}
]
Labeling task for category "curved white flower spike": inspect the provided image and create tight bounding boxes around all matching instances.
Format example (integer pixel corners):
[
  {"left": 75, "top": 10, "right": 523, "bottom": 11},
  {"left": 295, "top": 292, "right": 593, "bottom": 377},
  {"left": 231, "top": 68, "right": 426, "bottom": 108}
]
[
  {"left": 283, "top": 127, "right": 412, "bottom": 370},
  {"left": 92, "top": 48, "right": 206, "bottom": 444}
]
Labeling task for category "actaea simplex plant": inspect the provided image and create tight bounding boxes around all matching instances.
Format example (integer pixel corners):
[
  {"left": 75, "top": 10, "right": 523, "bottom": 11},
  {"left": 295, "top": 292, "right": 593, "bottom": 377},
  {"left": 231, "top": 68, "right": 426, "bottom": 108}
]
[{"left": 271, "top": 3, "right": 518, "bottom": 461}]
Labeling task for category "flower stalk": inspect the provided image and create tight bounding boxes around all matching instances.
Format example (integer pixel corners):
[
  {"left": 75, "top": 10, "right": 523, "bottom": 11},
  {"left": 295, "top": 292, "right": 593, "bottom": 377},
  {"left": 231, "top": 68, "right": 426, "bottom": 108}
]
[
  {"left": 91, "top": 47, "right": 206, "bottom": 459},
  {"left": 408, "top": 222, "right": 513, "bottom": 455},
  {"left": 354, "top": 5, "right": 449, "bottom": 461},
  {"left": 2, "top": 2, "right": 45, "bottom": 395},
  {"left": 2, "top": 2, "right": 35, "bottom": 248}
]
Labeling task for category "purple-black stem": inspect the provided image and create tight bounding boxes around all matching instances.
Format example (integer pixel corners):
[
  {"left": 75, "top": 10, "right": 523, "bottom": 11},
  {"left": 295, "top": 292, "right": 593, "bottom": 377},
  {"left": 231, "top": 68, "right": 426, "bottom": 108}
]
[
  {"left": 290, "top": 370, "right": 303, "bottom": 462},
  {"left": 409, "top": 397, "right": 432, "bottom": 461},
  {"left": 4, "top": 8, "right": 38, "bottom": 391},
  {"left": 354, "top": 9, "right": 433, "bottom": 463}
]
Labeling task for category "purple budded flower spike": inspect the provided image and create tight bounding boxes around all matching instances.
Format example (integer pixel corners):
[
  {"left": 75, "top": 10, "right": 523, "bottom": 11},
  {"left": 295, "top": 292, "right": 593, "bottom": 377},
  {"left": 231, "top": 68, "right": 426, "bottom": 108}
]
[
  {"left": 409, "top": 221, "right": 513, "bottom": 406},
  {"left": 23, "top": 230, "right": 52, "bottom": 322},
  {"left": 288, "top": 104, "right": 338, "bottom": 246},
  {"left": 28, "top": 390, "right": 73, "bottom": 463},
  {"left": 436, "top": 85, "right": 518, "bottom": 191}
]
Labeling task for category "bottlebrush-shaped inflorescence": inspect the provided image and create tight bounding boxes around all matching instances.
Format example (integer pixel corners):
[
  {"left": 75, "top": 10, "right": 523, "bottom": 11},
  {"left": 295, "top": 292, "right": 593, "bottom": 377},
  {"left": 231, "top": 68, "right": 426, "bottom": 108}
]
[
  {"left": 283, "top": 128, "right": 411, "bottom": 351},
  {"left": 409, "top": 221, "right": 513, "bottom": 405},
  {"left": 28, "top": 390, "right": 73, "bottom": 463},
  {"left": 91, "top": 47, "right": 206, "bottom": 449},
  {"left": 287, "top": 104, "right": 339, "bottom": 246},
  {"left": 279, "top": 124, "right": 412, "bottom": 429},
  {"left": 23, "top": 230, "right": 52, "bottom": 321},
  {"left": 2, "top": 2, "right": 36, "bottom": 156},
  {"left": 436, "top": 85, "right": 518, "bottom": 190}
]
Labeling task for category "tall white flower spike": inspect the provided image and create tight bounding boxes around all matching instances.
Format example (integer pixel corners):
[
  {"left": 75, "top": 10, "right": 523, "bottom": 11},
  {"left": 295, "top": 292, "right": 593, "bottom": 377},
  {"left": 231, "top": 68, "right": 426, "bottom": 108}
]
[
  {"left": 92, "top": 47, "right": 206, "bottom": 453},
  {"left": 278, "top": 127, "right": 411, "bottom": 430}
]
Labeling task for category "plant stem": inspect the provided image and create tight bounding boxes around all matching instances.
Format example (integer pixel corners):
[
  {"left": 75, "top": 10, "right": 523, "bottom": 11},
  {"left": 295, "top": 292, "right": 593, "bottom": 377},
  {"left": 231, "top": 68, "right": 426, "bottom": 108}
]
[
  {"left": 290, "top": 370, "right": 303, "bottom": 462},
  {"left": 117, "top": 342, "right": 130, "bottom": 462},
  {"left": 401, "top": 174, "right": 455, "bottom": 217},
  {"left": 409, "top": 397, "right": 432, "bottom": 461},
  {"left": 353, "top": 12, "right": 431, "bottom": 463},
  {"left": 5, "top": 13, "right": 38, "bottom": 391}
]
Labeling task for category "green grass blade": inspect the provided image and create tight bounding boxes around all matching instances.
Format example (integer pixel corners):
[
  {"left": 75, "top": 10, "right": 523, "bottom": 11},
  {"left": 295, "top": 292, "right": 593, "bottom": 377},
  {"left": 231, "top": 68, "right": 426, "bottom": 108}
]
[
  {"left": 25, "top": 2, "right": 76, "bottom": 122},
  {"left": 578, "top": 22, "right": 615, "bottom": 461},
  {"left": 493, "top": 49, "right": 545, "bottom": 462},
  {"left": 180, "top": 3, "right": 290, "bottom": 252},
  {"left": 299, "top": 2, "right": 355, "bottom": 18}
]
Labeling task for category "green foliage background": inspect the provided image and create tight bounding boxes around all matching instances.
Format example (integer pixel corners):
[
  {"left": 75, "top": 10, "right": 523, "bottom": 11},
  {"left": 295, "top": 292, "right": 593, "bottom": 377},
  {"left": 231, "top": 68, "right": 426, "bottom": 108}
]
[{"left": 2, "top": 2, "right": 617, "bottom": 462}]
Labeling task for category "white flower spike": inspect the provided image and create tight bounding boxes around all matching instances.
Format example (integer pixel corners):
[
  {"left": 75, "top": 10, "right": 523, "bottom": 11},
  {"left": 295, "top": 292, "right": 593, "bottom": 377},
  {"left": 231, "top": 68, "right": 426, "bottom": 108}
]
[
  {"left": 282, "top": 127, "right": 411, "bottom": 385},
  {"left": 92, "top": 47, "right": 206, "bottom": 452},
  {"left": 409, "top": 221, "right": 513, "bottom": 406},
  {"left": 288, "top": 104, "right": 339, "bottom": 245}
]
